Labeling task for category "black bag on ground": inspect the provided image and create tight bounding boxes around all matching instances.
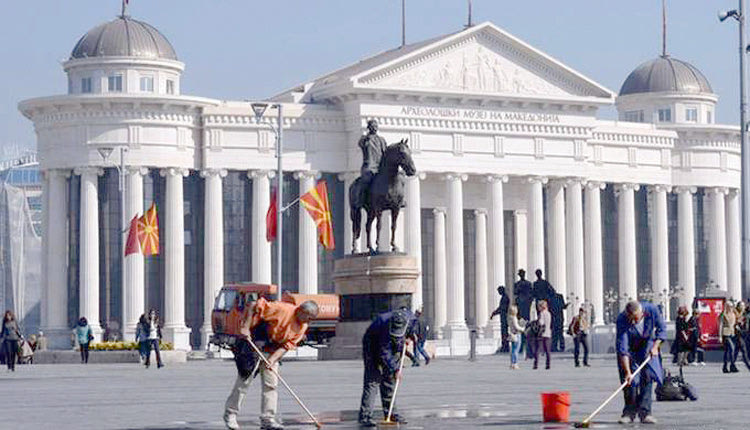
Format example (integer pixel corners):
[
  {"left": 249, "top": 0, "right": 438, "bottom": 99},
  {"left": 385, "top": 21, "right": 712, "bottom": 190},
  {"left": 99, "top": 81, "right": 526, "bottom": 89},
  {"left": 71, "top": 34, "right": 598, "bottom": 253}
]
[{"left": 656, "top": 367, "right": 698, "bottom": 401}]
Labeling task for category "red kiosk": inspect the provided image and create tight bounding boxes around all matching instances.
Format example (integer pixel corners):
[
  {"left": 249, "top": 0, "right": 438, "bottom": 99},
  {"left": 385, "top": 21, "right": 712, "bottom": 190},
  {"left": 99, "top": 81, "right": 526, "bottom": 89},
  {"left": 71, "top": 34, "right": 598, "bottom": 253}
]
[{"left": 692, "top": 288, "right": 731, "bottom": 350}]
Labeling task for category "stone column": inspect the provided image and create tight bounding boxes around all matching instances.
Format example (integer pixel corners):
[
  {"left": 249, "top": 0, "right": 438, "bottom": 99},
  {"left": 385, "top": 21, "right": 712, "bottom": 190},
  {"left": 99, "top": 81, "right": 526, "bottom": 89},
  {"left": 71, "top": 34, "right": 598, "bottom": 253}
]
[
  {"left": 727, "top": 189, "right": 742, "bottom": 300},
  {"left": 296, "top": 171, "right": 318, "bottom": 295},
  {"left": 513, "top": 210, "right": 528, "bottom": 283},
  {"left": 77, "top": 167, "right": 103, "bottom": 340},
  {"left": 433, "top": 207, "right": 447, "bottom": 339},
  {"left": 123, "top": 167, "right": 147, "bottom": 341},
  {"left": 160, "top": 168, "right": 191, "bottom": 350},
  {"left": 200, "top": 169, "right": 226, "bottom": 348},
  {"left": 45, "top": 169, "right": 72, "bottom": 348},
  {"left": 566, "top": 179, "right": 585, "bottom": 313},
  {"left": 338, "top": 172, "right": 360, "bottom": 254},
  {"left": 584, "top": 182, "right": 605, "bottom": 324},
  {"left": 486, "top": 175, "right": 507, "bottom": 338},
  {"left": 249, "top": 170, "right": 274, "bottom": 284},
  {"left": 405, "top": 173, "right": 424, "bottom": 310},
  {"left": 676, "top": 187, "right": 696, "bottom": 308},
  {"left": 527, "top": 177, "right": 547, "bottom": 275},
  {"left": 651, "top": 185, "right": 670, "bottom": 319},
  {"left": 548, "top": 181, "right": 567, "bottom": 298},
  {"left": 445, "top": 173, "right": 468, "bottom": 351},
  {"left": 616, "top": 183, "right": 639, "bottom": 306},
  {"left": 708, "top": 187, "right": 728, "bottom": 291},
  {"left": 474, "top": 209, "right": 489, "bottom": 336}
]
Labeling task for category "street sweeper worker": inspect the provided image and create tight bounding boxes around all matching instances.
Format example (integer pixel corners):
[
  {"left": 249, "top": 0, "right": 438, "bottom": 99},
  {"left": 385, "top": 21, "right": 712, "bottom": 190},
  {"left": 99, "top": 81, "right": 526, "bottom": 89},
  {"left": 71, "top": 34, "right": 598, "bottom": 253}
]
[
  {"left": 615, "top": 300, "right": 666, "bottom": 425},
  {"left": 223, "top": 297, "right": 319, "bottom": 430},
  {"left": 358, "top": 308, "right": 415, "bottom": 427}
]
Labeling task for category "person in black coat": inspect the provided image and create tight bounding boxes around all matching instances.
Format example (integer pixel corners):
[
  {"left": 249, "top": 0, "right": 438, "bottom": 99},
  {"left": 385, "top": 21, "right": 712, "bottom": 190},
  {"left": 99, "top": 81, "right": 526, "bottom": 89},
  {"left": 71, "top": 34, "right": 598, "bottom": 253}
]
[
  {"left": 550, "top": 293, "right": 568, "bottom": 352},
  {"left": 490, "top": 286, "right": 511, "bottom": 352}
]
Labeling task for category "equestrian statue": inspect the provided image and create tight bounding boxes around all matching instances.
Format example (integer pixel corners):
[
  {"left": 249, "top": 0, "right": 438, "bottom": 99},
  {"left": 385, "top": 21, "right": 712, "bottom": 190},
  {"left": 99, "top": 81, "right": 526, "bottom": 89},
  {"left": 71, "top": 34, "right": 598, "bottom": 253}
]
[{"left": 349, "top": 119, "right": 416, "bottom": 253}]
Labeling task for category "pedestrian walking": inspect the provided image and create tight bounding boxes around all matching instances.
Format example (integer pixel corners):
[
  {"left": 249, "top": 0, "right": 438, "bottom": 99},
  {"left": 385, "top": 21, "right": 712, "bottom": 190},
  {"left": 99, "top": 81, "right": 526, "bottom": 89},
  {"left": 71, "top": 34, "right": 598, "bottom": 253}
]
[
  {"left": 135, "top": 314, "right": 148, "bottom": 364},
  {"left": 2, "top": 310, "right": 22, "bottom": 371},
  {"left": 508, "top": 305, "right": 525, "bottom": 370},
  {"left": 533, "top": 300, "right": 552, "bottom": 370},
  {"left": 74, "top": 317, "right": 93, "bottom": 364},
  {"left": 732, "top": 301, "right": 750, "bottom": 371},
  {"left": 687, "top": 308, "right": 705, "bottom": 366},
  {"left": 616, "top": 301, "right": 666, "bottom": 424},
  {"left": 143, "top": 309, "right": 164, "bottom": 369},
  {"left": 410, "top": 309, "right": 430, "bottom": 366},
  {"left": 719, "top": 301, "right": 738, "bottom": 373},
  {"left": 674, "top": 306, "right": 691, "bottom": 367},
  {"left": 568, "top": 307, "right": 590, "bottom": 367},
  {"left": 358, "top": 309, "right": 415, "bottom": 427},
  {"left": 223, "top": 297, "right": 319, "bottom": 430}
]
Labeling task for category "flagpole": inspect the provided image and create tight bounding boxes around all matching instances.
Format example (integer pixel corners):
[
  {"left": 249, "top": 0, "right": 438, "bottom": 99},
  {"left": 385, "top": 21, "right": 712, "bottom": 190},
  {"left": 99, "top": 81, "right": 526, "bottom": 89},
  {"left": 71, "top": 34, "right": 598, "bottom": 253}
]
[{"left": 276, "top": 104, "right": 284, "bottom": 301}]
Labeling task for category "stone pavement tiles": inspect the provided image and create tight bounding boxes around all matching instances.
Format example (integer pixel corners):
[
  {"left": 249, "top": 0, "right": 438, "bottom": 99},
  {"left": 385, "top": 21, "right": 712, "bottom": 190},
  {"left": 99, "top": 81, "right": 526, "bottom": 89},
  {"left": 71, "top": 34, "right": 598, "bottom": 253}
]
[{"left": 0, "top": 353, "right": 747, "bottom": 429}]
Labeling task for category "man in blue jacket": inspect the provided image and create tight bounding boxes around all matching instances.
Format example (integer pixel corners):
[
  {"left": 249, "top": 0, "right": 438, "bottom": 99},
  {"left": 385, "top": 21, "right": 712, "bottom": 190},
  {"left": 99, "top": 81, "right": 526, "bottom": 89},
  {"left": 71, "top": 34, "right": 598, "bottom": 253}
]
[
  {"left": 358, "top": 309, "right": 414, "bottom": 427},
  {"left": 616, "top": 301, "right": 666, "bottom": 425}
]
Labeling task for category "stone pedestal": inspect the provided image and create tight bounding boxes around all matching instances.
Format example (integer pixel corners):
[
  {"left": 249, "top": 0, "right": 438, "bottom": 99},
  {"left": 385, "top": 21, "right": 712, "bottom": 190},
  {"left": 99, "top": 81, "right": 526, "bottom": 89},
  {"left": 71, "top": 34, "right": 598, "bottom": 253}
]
[{"left": 321, "top": 253, "right": 419, "bottom": 360}]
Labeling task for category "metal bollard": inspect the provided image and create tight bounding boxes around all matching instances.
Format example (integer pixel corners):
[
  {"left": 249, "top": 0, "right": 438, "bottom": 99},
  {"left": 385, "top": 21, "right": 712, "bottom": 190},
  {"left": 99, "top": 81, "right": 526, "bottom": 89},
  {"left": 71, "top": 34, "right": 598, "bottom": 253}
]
[{"left": 469, "top": 328, "right": 478, "bottom": 361}]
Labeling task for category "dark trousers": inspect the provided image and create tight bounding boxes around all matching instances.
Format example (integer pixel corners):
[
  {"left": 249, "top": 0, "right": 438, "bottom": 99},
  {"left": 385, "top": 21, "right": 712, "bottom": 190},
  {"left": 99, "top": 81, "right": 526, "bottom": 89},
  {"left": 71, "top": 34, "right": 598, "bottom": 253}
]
[
  {"left": 574, "top": 333, "right": 589, "bottom": 366},
  {"left": 723, "top": 337, "right": 736, "bottom": 369},
  {"left": 414, "top": 341, "right": 430, "bottom": 363},
  {"left": 144, "top": 339, "right": 163, "bottom": 366},
  {"left": 4, "top": 339, "right": 18, "bottom": 370},
  {"left": 522, "top": 334, "right": 534, "bottom": 359},
  {"left": 359, "top": 344, "right": 397, "bottom": 422},
  {"left": 688, "top": 338, "right": 704, "bottom": 363},
  {"left": 733, "top": 334, "right": 750, "bottom": 370},
  {"left": 534, "top": 337, "right": 551, "bottom": 368},
  {"left": 619, "top": 366, "right": 653, "bottom": 419},
  {"left": 79, "top": 342, "right": 90, "bottom": 363}
]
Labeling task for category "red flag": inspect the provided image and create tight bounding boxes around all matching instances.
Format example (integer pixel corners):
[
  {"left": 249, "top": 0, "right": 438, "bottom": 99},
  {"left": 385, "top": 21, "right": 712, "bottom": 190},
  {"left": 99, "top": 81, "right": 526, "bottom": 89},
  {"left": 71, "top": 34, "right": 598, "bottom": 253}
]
[
  {"left": 124, "top": 215, "right": 141, "bottom": 256},
  {"left": 266, "top": 189, "right": 277, "bottom": 242},
  {"left": 300, "top": 180, "right": 335, "bottom": 250},
  {"left": 137, "top": 202, "right": 160, "bottom": 255}
]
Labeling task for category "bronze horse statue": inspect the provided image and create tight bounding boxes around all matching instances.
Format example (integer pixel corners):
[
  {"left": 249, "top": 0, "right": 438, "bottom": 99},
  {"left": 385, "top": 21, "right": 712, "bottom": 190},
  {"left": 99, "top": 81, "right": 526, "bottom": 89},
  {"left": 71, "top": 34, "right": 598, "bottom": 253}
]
[{"left": 349, "top": 139, "right": 416, "bottom": 253}]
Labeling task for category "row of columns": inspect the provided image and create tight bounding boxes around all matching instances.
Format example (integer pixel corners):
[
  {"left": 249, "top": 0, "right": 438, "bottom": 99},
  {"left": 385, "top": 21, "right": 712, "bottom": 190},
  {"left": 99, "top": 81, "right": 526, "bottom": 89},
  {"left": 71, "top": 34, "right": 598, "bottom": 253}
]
[
  {"left": 428, "top": 175, "right": 742, "bottom": 347},
  {"left": 41, "top": 167, "right": 325, "bottom": 350}
]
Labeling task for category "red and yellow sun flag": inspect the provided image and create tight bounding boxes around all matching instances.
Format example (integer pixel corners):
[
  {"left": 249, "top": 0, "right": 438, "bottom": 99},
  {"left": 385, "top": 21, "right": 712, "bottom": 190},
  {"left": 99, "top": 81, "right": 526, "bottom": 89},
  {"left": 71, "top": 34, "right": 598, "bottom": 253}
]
[
  {"left": 300, "top": 180, "right": 335, "bottom": 250},
  {"left": 137, "top": 202, "right": 160, "bottom": 255}
]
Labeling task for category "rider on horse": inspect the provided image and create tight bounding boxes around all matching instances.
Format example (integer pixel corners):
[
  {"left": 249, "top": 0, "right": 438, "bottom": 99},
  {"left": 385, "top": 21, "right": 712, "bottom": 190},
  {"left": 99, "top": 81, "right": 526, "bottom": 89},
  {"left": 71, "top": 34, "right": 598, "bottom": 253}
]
[{"left": 358, "top": 119, "right": 388, "bottom": 191}]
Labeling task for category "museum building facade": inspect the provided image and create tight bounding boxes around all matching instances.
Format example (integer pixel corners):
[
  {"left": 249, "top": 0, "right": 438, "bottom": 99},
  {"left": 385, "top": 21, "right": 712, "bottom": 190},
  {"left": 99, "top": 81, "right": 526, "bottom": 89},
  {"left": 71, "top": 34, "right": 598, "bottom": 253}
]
[{"left": 19, "top": 15, "right": 741, "bottom": 352}]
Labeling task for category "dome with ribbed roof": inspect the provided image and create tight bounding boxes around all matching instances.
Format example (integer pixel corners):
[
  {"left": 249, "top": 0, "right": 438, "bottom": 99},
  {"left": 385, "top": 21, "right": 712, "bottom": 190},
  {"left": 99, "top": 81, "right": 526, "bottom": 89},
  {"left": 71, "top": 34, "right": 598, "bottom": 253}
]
[
  {"left": 70, "top": 16, "right": 177, "bottom": 60},
  {"left": 619, "top": 55, "right": 712, "bottom": 96}
]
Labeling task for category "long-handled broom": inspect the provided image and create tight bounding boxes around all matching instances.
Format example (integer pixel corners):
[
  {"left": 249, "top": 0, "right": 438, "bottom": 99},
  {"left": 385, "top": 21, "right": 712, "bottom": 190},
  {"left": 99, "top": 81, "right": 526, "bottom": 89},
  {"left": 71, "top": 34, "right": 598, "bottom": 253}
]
[
  {"left": 247, "top": 340, "right": 323, "bottom": 429},
  {"left": 381, "top": 340, "right": 409, "bottom": 426},
  {"left": 573, "top": 356, "right": 651, "bottom": 428}
]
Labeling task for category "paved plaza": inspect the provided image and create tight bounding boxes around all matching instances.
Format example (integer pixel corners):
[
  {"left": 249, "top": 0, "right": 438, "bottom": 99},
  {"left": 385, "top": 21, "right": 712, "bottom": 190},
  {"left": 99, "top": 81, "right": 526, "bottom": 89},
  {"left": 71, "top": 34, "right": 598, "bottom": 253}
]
[{"left": 1, "top": 352, "right": 747, "bottom": 430}]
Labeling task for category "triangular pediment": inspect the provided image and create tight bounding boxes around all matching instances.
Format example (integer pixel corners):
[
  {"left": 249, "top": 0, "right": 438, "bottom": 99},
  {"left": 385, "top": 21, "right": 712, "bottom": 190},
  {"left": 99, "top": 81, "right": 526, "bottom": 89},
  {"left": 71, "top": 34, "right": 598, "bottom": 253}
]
[{"left": 353, "top": 22, "right": 613, "bottom": 100}]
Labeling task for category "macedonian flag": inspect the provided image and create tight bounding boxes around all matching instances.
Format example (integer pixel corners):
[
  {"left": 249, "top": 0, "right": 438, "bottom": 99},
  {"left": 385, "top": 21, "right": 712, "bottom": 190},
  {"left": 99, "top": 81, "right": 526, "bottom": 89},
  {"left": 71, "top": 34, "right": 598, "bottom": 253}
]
[
  {"left": 137, "top": 202, "right": 160, "bottom": 255},
  {"left": 300, "top": 180, "right": 335, "bottom": 250}
]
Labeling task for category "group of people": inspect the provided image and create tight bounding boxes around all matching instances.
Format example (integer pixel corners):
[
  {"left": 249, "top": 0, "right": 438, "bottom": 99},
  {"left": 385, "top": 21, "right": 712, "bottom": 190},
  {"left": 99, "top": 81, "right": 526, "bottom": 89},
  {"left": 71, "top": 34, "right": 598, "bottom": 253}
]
[
  {"left": 493, "top": 268, "right": 591, "bottom": 370},
  {"left": 717, "top": 299, "right": 750, "bottom": 373},
  {"left": 1, "top": 310, "right": 44, "bottom": 370}
]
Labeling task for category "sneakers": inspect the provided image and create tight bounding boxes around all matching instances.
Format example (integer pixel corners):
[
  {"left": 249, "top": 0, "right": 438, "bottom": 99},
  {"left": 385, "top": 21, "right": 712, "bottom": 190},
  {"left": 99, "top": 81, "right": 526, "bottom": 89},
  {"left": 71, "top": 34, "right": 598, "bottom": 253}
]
[
  {"left": 730, "top": 364, "right": 739, "bottom": 373},
  {"left": 640, "top": 415, "right": 658, "bottom": 424},
  {"left": 618, "top": 414, "right": 634, "bottom": 424},
  {"left": 513, "top": 364, "right": 520, "bottom": 370},
  {"left": 260, "top": 417, "right": 284, "bottom": 430},
  {"left": 223, "top": 411, "right": 239, "bottom": 430}
]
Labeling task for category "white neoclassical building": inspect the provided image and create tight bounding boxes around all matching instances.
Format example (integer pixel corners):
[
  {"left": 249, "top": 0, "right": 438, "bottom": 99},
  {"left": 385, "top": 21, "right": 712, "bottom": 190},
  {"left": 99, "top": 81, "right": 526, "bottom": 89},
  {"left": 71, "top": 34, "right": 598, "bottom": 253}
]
[{"left": 20, "top": 13, "right": 742, "bottom": 352}]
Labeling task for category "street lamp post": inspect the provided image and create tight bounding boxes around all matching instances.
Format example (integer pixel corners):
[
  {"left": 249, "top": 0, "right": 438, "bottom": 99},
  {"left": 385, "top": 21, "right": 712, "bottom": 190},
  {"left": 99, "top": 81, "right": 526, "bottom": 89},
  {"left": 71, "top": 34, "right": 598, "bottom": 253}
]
[
  {"left": 98, "top": 146, "right": 127, "bottom": 339},
  {"left": 252, "top": 102, "right": 284, "bottom": 301},
  {"left": 720, "top": 1, "right": 750, "bottom": 300}
]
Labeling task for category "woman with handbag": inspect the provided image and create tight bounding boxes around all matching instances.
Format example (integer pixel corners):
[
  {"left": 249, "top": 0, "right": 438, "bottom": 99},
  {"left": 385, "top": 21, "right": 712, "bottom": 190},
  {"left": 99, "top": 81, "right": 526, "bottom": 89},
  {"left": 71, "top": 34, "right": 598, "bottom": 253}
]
[
  {"left": 675, "top": 306, "right": 691, "bottom": 366},
  {"left": 75, "top": 317, "right": 93, "bottom": 364},
  {"left": 508, "top": 305, "right": 526, "bottom": 370},
  {"left": 2, "top": 310, "right": 23, "bottom": 371}
]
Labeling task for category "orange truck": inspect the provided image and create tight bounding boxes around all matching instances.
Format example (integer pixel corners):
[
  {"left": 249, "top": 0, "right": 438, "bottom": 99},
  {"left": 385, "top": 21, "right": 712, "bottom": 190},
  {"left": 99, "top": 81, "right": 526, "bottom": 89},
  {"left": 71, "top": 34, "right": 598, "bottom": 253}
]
[{"left": 209, "top": 283, "right": 340, "bottom": 349}]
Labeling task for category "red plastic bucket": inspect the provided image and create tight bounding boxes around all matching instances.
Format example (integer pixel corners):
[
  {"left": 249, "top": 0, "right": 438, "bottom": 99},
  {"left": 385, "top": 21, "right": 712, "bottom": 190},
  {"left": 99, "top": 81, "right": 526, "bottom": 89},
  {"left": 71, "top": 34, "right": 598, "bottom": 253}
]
[{"left": 540, "top": 391, "right": 570, "bottom": 422}]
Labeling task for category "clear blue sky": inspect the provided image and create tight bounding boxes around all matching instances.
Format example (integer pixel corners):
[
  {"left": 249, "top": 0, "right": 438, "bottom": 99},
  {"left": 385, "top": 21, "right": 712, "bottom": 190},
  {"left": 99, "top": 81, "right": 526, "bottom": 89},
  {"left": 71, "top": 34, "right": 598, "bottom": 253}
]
[{"left": 0, "top": 0, "right": 743, "bottom": 149}]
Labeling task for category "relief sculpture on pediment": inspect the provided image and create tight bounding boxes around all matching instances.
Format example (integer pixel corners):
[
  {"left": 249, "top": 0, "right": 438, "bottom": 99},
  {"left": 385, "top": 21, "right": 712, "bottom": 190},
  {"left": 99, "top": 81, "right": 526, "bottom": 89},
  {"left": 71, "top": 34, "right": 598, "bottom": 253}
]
[{"left": 375, "top": 44, "right": 568, "bottom": 97}]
